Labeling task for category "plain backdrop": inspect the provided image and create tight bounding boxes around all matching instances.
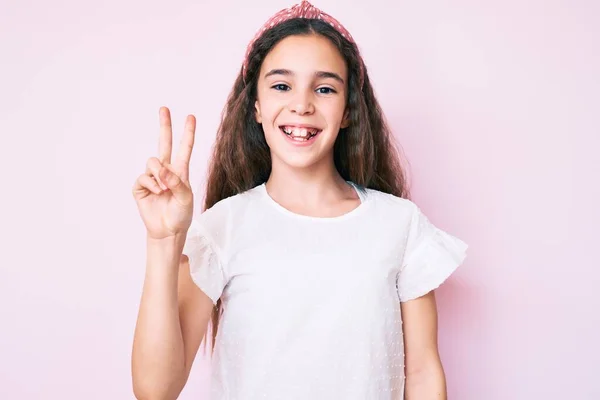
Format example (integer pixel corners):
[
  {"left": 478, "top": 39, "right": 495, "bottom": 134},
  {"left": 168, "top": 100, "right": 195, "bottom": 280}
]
[{"left": 1, "top": 0, "right": 598, "bottom": 398}]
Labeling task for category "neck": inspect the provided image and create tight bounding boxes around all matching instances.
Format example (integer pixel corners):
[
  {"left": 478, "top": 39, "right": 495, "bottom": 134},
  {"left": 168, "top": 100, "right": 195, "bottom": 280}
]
[{"left": 266, "top": 154, "right": 350, "bottom": 207}]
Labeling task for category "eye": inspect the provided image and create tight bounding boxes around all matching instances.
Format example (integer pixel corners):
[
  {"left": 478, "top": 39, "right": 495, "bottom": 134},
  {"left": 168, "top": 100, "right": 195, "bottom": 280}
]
[
  {"left": 271, "top": 84, "right": 290, "bottom": 91},
  {"left": 316, "top": 87, "right": 337, "bottom": 94}
]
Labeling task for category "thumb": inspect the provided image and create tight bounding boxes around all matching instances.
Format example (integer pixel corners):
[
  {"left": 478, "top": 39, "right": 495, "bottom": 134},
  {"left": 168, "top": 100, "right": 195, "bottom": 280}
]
[{"left": 160, "top": 165, "right": 192, "bottom": 204}]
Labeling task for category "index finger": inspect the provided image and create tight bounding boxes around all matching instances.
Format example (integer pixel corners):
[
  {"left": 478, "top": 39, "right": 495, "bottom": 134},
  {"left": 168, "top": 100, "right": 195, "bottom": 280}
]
[
  {"left": 174, "top": 114, "right": 196, "bottom": 182},
  {"left": 158, "top": 106, "right": 173, "bottom": 164}
]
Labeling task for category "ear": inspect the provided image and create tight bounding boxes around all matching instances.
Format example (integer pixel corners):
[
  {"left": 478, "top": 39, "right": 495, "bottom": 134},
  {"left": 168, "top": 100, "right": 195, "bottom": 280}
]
[
  {"left": 340, "top": 108, "right": 350, "bottom": 129},
  {"left": 254, "top": 100, "right": 262, "bottom": 124}
]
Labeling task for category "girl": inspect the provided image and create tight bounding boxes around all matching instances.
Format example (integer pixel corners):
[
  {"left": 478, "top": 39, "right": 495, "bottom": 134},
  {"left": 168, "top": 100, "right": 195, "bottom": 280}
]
[{"left": 131, "top": 1, "right": 468, "bottom": 399}]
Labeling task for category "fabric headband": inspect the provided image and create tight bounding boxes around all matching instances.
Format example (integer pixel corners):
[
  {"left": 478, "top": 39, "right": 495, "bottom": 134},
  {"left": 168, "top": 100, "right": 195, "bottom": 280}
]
[{"left": 242, "top": 0, "right": 365, "bottom": 88}]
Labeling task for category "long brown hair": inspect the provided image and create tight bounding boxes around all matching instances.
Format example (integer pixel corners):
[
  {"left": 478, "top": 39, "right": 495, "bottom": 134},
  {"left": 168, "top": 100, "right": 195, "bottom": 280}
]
[{"left": 201, "top": 18, "right": 410, "bottom": 350}]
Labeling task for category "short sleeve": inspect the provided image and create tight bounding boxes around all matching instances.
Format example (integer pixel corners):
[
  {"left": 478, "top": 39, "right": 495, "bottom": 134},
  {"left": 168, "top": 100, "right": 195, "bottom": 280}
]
[
  {"left": 182, "top": 219, "right": 227, "bottom": 305},
  {"left": 396, "top": 204, "right": 469, "bottom": 302}
]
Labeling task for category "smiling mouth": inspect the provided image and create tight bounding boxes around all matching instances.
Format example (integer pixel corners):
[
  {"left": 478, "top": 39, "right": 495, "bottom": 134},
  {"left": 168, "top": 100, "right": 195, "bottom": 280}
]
[{"left": 279, "top": 126, "right": 322, "bottom": 142}]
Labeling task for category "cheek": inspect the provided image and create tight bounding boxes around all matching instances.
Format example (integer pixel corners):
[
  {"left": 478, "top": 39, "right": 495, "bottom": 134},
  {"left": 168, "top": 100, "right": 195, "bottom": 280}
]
[
  {"left": 324, "top": 102, "right": 347, "bottom": 127},
  {"left": 256, "top": 98, "right": 279, "bottom": 123},
  {"left": 259, "top": 105, "right": 281, "bottom": 141}
]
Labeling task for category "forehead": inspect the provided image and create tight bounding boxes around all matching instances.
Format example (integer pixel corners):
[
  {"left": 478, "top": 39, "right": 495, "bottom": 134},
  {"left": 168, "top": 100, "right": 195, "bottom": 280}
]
[{"left": 261, "top": 34, "right": 347, "bottom": 78}]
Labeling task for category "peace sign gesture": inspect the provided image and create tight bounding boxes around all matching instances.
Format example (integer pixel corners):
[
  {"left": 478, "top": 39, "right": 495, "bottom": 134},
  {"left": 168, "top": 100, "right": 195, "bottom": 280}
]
[{"left": 132, "top": 107, "right": 196, "bottom": 240}]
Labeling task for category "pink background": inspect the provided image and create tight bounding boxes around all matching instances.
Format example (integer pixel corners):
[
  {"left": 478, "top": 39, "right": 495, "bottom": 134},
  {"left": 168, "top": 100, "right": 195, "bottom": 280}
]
[{"left": 1, "top": 0, "right": 598, "bottom": 398}]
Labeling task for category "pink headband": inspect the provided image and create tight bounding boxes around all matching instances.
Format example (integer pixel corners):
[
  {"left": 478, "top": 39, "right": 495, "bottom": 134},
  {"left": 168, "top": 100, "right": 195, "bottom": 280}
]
[{"left": 242, "top": 0, "right": 365, "bottom": 88}]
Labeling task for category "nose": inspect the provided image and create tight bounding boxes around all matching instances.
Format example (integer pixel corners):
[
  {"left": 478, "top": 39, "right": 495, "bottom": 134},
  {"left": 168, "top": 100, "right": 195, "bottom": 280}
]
[{"left": 288, "top": 88, "right": 314, "bottom": 115}]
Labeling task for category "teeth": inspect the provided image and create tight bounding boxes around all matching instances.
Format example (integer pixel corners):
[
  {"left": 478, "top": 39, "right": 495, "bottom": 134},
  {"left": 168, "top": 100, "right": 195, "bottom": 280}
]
[{"left": 281, "top": 126, "right": 319, "bottom": 138}]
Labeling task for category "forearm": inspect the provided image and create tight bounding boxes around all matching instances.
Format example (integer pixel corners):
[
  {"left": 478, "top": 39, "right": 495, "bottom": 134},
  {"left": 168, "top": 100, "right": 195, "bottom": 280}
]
[
  {"left": 404, "top": 362, "right": 447, "bottom": 400},
  {"left": 132, "top": 235, "right": 187, "bottom": 399}
]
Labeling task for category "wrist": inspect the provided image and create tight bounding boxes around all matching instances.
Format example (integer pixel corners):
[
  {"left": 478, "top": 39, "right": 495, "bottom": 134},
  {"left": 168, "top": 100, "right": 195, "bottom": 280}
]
[
  {"left": 146, "top": 233, "right": 187, "bottom": 260},
  {"left": 144, "top": 234, "right": 187, "bottom": 280},
  {"left": 146, "top": 232, "right": 187, "bottom": 246}
]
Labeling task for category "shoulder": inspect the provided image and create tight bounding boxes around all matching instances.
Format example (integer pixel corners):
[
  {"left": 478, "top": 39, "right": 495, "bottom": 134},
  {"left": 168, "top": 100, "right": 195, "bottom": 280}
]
[
  {"left": 194, "top": 184, "right": 264, "bottom": 227},
  {"left": 359, "top": 187, "right": 463, "bottom": 249},
  {"left": 359, "top": 185, "right": 419, "bottom": 218},
  {"left": 187, "top": 184, "right": 264, "bottom": 255}
]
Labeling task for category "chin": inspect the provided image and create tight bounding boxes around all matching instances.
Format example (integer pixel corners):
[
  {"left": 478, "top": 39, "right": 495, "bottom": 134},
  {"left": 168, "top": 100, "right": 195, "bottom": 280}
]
[
  {"left": 265, "top": 129, "right": 338, "bottom": 171},
  {"left": 271, "top": 151, "right": 327, "bottom": 170}
]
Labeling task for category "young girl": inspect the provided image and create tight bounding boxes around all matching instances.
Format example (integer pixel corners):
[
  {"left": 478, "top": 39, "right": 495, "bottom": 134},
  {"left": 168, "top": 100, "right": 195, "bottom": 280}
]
[{"left": 131, "top": 1, "right": 468, "bottom": 399}]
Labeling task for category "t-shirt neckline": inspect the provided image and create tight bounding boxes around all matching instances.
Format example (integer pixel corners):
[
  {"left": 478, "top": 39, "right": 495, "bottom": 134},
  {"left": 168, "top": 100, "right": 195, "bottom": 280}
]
[{"left": 258, "top": 181, "right": 368, "bottom": 222}]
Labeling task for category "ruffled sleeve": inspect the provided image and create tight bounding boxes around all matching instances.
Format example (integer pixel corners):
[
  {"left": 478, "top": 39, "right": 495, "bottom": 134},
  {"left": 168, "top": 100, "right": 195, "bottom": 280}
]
[
  {"left": 396, "top": 204, "right": 469, "bottom": 302},
  {"left": 182, "top": 219, "right": 227, "bottom": 305}
]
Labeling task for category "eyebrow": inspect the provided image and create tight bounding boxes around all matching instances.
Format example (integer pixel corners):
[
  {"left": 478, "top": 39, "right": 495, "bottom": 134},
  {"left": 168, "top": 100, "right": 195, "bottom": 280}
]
[{"left": 264, "top": 68, "right": 345, "bottom": 84}]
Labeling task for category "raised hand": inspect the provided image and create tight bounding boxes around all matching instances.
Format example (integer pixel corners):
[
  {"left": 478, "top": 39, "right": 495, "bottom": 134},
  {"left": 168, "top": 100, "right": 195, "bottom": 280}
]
[{"left": 132, "top": 107, "right": 196, "bottom": 240}]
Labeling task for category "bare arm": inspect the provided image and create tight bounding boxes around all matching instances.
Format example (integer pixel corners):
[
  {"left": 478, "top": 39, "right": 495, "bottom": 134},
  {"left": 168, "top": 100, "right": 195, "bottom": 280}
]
[
  {"left": 131, "top": 237, "right": 213, "bottom": 400},
  {"left": 131, "top": 107, "right": 213, "bottom": 399},
  {"left": 401, "top": 291, "right": 447, "bottom": 400}
]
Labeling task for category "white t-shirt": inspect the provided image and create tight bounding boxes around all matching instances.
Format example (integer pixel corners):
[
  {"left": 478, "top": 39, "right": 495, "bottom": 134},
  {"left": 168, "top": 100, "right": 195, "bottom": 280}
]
[{"left": 182, "top": 182, "right": 468, "bottom": 400}]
